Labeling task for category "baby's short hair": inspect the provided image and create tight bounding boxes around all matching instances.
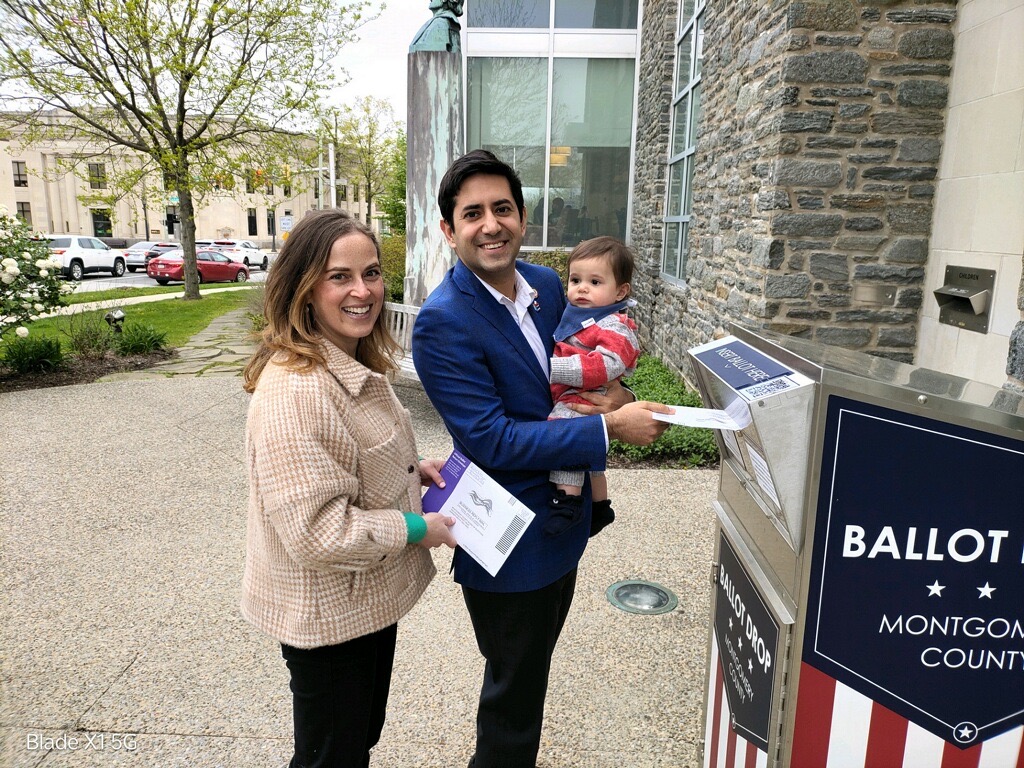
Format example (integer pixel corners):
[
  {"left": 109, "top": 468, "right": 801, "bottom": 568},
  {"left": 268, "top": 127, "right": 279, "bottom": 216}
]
[{"left": 567, "top": 236, "right": 635, "bottom": 287}]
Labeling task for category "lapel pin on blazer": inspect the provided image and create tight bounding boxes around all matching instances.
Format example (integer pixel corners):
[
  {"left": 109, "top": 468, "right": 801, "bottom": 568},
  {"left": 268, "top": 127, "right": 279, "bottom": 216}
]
[{"left": 530, "top": 289, "right": 541, "bottom": 312}]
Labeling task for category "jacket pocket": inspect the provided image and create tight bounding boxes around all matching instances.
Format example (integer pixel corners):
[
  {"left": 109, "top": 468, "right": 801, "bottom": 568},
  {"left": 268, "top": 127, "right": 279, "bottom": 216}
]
[{"left": 356, "top": 429, "right": 410, "bottom": 510}]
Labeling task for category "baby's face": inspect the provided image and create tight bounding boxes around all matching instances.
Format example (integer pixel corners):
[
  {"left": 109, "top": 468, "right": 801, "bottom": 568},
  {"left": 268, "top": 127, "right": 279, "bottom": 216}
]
[{"left": 566, "top": 256, "right": 629, "bottom": 309}]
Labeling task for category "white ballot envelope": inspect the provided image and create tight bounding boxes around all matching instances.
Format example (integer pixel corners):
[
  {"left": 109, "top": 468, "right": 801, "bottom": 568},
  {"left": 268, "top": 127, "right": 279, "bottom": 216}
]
[
  {"left": 421, "top": 450, "right": 535, "bottom": 577},
  {"left": 653, "top": 396, "right": 752, "bottom": 431}
]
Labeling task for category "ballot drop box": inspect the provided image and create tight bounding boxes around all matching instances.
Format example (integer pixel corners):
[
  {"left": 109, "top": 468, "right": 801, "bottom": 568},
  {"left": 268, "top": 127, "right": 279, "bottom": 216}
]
[{"left": 690, "top": 326, "right": 1024, "bottom": 768}]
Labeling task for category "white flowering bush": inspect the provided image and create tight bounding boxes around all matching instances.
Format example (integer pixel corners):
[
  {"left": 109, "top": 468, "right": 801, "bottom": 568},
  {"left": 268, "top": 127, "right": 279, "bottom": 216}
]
[{"left": 0, "top": 206, "right": 69, "bottom": 340}]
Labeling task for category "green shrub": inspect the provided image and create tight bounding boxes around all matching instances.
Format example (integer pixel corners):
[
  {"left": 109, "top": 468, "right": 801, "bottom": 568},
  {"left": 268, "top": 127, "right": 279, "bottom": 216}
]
[
  {"left": 113, "top": 323, "right": 168, "bottom": 355},
  {"left": 3, "top": 335, "right": 65, "bottom": 374},
  {"left": 59, "top": 312, "right": 113, "bottom": 359},
  {"left": 610, "top": 355, "right": 720, "bottom": 468},
  {"left": 522, "top": 250, "right": 569, "bottom": 281},
  {"left": 380, "top": 235, "right": 406, "bottom": 303},
  {"left": 246, "top": 285, "right": 267, "bottom": 333}
]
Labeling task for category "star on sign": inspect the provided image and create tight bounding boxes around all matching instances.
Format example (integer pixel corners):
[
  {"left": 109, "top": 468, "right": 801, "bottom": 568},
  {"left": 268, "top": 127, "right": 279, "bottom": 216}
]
[
  {"left": 926, "top": 580, "right": 945, "bottom": 597},
  {"left": 748, "top": 659, "right": 753, "bottom": 673},
  {"left": 978, "top": 582, "right": 996, "bottom": 599},
  {"left": 738, "top": 637, "right": 743, "bottom": 651},
  {"left": 958, "top": 724, "right": 974, "bottom": 740},
  {"left": 729, "top": 618, "right": 734, "bottom": 632}
]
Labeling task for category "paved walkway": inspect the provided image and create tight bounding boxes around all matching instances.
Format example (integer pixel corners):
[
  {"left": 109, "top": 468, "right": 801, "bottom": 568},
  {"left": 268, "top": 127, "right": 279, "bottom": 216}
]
[
  {"left": 100, "top": 309, "right": 257, "bottom": 381},
  {"left": 0, "top": 308, "right": 718, "bottom": 768}
]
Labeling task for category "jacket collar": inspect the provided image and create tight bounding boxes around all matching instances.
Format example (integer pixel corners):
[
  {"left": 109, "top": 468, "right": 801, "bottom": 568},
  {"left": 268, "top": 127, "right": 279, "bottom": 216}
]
[
  {"left": 451, "top": 260, "right": 551, "bottom": 388},
  {"left": 319, "top": 338, "right": 374, "bottom": 396}
]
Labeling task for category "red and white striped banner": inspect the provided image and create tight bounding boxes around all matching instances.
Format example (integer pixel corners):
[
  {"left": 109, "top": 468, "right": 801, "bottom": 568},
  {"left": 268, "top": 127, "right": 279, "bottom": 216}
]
[
  {"left": 704, "top": 639, "right": 1024, "bottom": 768},
  {"left": 791, "top": 662, "right": 1024, "bottom": 768},
  {"left": 704, "top": 632, "right": 769, "bottom": 768}
]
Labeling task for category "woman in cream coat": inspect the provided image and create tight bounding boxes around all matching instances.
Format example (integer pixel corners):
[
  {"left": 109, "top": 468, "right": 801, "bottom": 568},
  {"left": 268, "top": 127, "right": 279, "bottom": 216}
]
[{"left": 241, "top": 210, "right": 455, "bottom": 768}]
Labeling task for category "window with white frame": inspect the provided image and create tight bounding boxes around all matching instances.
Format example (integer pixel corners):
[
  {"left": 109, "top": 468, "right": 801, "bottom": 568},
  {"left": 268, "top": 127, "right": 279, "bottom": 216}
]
[
  {"left": 466, "top": 1, "right": 639, "bottom": 250},
  {"left": 469, "top": 0, "right": 638, "bottom": 28},
  {"left": 663, "top": 0, "right": 704, "bottom": 282}
]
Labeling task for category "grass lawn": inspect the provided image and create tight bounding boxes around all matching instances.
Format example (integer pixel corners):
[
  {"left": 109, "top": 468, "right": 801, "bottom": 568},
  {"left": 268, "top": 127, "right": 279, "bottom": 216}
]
[
  {"left": 63, "top": 284, "right": 247, "bottom": 306},
  {"left": 11, "top": 289, "right": 258, "bottom": 351}
]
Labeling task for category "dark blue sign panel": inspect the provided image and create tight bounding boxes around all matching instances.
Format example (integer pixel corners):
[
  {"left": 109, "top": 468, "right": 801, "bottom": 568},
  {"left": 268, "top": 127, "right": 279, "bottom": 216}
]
[
  {"left": 693, "top": 340, "right": 792, "bottom": 391},
  {"left": 803, "top": 396, "right": 1024, "bottom": 748},
  {"left": 714, "top": 533, "right": 780, "bottom": 752}
]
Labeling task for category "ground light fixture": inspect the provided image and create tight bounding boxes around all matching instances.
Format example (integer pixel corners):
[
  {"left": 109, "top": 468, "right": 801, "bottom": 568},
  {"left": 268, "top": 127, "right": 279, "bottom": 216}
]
[
  {"left": 606, "top": 579, "right": 678, "bottom": 615},
  {"left": 104, "top": 307, "right": 126, "bottom": 332}
]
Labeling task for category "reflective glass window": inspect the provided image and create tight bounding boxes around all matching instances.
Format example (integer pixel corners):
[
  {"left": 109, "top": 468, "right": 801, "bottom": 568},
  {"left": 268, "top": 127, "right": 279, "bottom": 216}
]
[
  {"left": 469, "top": 0, "right": 550, "bottom": 28},
  {"left": 677, "top": 0, "right": 695, "bottom": 33},
  {"left": 663, "top": 222, "right": 680, "bottom": 276},
  {"left": 468, "top": 57, "right": 548, "bottom": 242},
  {"left": 667, "top": 161, "right": 684, "bottom": 218},
  {"left": 676, "top": 30, "right": 692, "bottom": 93},
  {"left": 555, "top": 0, "right": 638, "bottom": 29},
  {"left": 671, "top": 94, "right": 689, "bottom": 158},
  {"left": 91, "top": 211, "right": 112, "bottom": 238},
  {"left": 663, "top": 0, "right": 704, "bottom": 281},
  {"left": 542, "top": 57, "right": 635, "bottom": 247}
]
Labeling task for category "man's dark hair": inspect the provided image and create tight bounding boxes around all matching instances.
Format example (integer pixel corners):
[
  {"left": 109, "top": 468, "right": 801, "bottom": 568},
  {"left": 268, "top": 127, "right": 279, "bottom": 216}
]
[{"left": 437, "top": 149, "right": 526, "bottom": 228}]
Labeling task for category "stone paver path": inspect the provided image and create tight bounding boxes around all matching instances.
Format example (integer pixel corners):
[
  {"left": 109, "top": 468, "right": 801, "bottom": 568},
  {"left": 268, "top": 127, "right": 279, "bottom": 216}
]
[{"left": 100, "top": 309, "right": 256, "bottom": 382}]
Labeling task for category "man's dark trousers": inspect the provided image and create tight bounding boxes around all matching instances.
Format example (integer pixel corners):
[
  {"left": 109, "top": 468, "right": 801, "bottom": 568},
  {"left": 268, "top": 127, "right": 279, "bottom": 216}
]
[{"left": 462, "top": 568, "right": 578, "bottom": 768}]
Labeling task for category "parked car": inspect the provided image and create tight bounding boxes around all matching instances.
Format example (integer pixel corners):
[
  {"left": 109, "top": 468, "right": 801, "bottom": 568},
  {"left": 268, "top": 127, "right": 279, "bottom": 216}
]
[
  {"left": 146, "top": 249, "right": 249, "bottom": 285},
  {"left": 204, "top": 238, "right": 270, "bottom": 270},
  {"left": 143, "top": 242, "right": 182, "bottom": 265},
  {"left": 124, "top": 240, "right": 159, "bottom": 272},
  {"left": 43, "top": 235, "right": 126, "bottom": 280}
]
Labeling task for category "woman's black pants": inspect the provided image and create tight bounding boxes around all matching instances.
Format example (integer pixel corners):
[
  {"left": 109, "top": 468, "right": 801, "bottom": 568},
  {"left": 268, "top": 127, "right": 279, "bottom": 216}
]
[{"left": 281, "top": 623, "right": 398, "bottom": 768}]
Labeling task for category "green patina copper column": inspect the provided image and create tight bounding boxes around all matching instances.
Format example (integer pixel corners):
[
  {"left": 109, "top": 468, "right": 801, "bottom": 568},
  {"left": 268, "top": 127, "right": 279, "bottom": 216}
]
[{"left": 405, "top": 1, "right": 465, "bottom": 306}]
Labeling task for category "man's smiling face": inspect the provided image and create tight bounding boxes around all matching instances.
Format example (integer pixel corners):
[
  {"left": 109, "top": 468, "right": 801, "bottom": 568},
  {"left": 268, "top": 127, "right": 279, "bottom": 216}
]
[{"left": 440, "top": 173, "right": 527, "bottom": 296}]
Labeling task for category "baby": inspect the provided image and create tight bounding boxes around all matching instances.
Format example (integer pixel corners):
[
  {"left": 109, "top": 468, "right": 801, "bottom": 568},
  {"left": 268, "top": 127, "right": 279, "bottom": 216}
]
[{"left": 548, "top": 236, "right": 641, "bottom": 537}]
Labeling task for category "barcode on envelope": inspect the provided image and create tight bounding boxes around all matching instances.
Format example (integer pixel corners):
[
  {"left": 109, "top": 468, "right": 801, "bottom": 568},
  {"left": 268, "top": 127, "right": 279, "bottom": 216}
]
[
  {"left": 742, "top": 377, "right": 795, "bottom": 400},
  {"left": 495, "top": 514, "right": 528, "bottom": 555}
]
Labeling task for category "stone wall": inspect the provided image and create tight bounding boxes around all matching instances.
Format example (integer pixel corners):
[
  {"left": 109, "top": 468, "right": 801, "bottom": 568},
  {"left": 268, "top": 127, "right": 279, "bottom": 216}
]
[
  {"left": 631, "top": 0, "right": 956, "bottom": 380},
  {"left": 630, "top": 0, "right": 677, "bottom": 361}
]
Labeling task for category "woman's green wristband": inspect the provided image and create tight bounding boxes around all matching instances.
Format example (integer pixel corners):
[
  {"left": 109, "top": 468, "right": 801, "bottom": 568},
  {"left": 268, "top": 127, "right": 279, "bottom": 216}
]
[{"left": 403, "top": 512, "right": 427, "bottom": 544}]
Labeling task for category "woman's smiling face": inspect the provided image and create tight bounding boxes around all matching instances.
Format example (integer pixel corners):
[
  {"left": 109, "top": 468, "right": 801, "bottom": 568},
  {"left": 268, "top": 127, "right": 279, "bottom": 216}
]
[{"left": 309, "top": 232, "right": 384, "bottom": 357}]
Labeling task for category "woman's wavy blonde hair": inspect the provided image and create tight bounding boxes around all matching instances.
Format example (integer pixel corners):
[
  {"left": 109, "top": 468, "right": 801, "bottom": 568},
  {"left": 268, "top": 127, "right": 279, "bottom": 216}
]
[{"left": 242, "top": 209, "right": 399, "bottom": 393}]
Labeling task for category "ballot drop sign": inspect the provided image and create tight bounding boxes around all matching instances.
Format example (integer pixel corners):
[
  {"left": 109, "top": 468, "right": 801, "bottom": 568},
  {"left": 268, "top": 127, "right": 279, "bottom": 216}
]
[
  {"left": 801, "top": 395, "right": 1024, "bottom": 748},
  {"left": 713, "top": 533, "right": 780, "bottom": 752}
]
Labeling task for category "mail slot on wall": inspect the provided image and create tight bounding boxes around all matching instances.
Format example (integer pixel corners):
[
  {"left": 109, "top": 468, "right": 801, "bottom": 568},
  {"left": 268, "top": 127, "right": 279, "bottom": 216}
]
[{"left": 933, "top": 265, "right": 995, "bottom": 333}]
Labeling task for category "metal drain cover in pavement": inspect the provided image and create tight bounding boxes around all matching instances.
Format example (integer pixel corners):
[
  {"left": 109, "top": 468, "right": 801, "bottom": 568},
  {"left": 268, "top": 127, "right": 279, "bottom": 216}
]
[{"left": 606, "top": 580, "right": 678, "bottom": 615}]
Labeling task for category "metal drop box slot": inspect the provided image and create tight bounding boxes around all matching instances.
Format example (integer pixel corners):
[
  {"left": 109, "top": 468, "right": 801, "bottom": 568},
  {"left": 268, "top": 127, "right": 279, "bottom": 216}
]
[
  {"left": 933, "top": 265, "right": 995, "bottom": 333},
  {"left": 690, "top": 325, "right": 1024, "bottom": 766}
]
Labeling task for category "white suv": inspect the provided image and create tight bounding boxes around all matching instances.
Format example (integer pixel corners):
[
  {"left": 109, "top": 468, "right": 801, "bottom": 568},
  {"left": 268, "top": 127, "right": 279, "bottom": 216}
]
[
  {"left": 45, "top": 235, "right": 127, "bottom": 280},
  {"left": 199, "top": 239, "right": 270, "bottom": 270}
]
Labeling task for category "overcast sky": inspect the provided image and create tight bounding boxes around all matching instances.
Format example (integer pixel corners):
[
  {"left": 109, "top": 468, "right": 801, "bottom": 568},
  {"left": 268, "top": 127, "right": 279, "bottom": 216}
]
[{"left": 331, "top": 2, "right": 437, "bottom": 124}]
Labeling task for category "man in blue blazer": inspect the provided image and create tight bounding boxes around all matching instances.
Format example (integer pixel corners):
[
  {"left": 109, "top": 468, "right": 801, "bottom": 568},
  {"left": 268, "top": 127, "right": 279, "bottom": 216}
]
[{"left": 413, "top": 150, "right": 670, "bottom": 768}]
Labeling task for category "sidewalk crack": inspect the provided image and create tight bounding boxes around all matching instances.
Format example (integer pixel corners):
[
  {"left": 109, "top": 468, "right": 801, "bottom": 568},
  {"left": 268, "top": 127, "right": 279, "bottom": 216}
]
[{"left": 73, "top": 651, "right": 141, "bottom": 730}]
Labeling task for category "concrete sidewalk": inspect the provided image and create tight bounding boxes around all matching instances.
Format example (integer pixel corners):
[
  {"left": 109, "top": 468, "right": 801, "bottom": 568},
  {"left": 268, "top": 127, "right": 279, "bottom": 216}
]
[
  {"left": 0, "top": 314, "right": 718, "bottom": 768},
  {"left": 47, "top": 285, "right": 254, "bottom": 318}
]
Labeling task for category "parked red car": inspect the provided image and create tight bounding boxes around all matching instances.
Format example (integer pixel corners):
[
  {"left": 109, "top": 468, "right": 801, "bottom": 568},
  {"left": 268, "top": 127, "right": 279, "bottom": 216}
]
[{"left": 146, "top": 249, "right": 249, "bottom": 285}]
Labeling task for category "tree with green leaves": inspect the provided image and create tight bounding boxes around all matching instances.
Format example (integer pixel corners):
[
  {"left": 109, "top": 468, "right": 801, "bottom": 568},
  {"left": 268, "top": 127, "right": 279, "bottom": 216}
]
[
  {"left": 0, "top": 0, "right": 371, "bottom": 299},
  {"left": 334, "top": 96, "right": 400, "bottom": 228},
  {"left": 376, "top": 129, "right": 407, "bottom": 235}
]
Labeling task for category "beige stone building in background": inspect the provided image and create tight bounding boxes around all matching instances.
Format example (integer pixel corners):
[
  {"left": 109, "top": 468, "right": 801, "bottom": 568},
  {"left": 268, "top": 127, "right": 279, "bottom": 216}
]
[{"left": 0, "top": 129, "right": 379, "bottom": 249}]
